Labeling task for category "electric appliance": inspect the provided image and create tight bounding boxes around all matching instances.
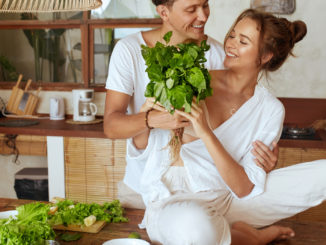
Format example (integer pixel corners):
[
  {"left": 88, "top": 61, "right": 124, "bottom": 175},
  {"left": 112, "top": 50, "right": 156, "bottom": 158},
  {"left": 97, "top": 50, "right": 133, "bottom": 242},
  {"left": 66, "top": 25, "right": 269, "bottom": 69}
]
[
  {"left": 49, "top": 96, "right": 65, "bottom": 120},
  {"left": 72, "top": 89, "right": 97, "bottom": 122}
]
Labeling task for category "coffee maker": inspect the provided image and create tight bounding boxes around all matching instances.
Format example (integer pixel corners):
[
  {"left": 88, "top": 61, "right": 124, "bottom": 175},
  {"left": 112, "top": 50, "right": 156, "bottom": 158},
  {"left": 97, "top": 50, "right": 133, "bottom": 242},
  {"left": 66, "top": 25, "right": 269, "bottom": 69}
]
[{"left": 72, "top": 89, "right": 97, "bottom": 122}]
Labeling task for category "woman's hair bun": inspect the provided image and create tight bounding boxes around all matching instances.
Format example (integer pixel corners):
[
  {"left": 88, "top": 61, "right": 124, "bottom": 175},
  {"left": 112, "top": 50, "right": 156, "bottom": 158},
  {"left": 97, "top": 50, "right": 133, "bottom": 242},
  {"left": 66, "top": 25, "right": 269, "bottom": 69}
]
[
  {"left": 152, "top": 0, "right": 172, "bottom": 6},
  {"left": 291, "top": 20, "right": 307, "bottom": 43}
]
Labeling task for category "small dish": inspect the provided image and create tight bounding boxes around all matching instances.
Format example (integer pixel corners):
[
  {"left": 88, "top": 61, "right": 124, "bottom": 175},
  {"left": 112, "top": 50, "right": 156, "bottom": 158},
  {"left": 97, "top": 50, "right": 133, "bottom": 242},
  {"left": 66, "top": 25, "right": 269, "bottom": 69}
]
[
  {"left": 0, "top": 210, "right": 18, "bottom": 219},
  {"left": 102, "top": 238, "right": 150, "bottom": 245},
  {"left": 44, "top": 240, "right": 60, "bottom": 245}
]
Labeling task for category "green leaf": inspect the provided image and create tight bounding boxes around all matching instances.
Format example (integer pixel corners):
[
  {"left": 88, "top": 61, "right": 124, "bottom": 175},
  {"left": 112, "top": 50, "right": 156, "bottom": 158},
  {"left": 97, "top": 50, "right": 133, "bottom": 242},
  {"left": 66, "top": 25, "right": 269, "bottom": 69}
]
[
  {"left": 188, "top": 46, "right": 198, "bottom": 60},
  {"left": 154, "top": 82, "right": 165, "bottom": 98},
  {"left": 159, "top": 87, "right": 172, "bottom": 111},
  {"left": 60, "top": 233, "right": 82, "bottom": 241},
  {"left": 166, "top": 78, "right": 174, "bottom": 89},
  {"left": 183, "top": 52, "right": 194, "bottom": 68},
  {"left": 187, "top": 67, "right": 206, "bottom": 92},
  {"left": 184, "top": 100, "right": 191, "bottom": 113},
  {"left": 170, "top": 53, "right": 183, "bottom": 68},
  {"left": 168, "top": 85, "right": 187, "bottom": 110},
  {"left": 201, "top": 40, "right": 210, "bottom": 51},
  {"left": 144, "top": 81, "right": 155, "bottom": 97},
  {"left": 146, "top": 63, "right": 163, "bottom": 81},
  {"left": 163, "top": 31, "right": 173, "bottom": 44},
  {"left": 128, "top": 232, "right": 141, "bottom": 239}
]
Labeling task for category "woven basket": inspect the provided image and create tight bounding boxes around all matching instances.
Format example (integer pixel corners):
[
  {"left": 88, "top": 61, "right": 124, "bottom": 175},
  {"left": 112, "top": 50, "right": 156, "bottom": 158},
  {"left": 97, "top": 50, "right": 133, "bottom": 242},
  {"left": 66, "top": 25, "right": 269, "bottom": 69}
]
[{"left": 0, "top": 0, "right": 102, "bottom": 13}]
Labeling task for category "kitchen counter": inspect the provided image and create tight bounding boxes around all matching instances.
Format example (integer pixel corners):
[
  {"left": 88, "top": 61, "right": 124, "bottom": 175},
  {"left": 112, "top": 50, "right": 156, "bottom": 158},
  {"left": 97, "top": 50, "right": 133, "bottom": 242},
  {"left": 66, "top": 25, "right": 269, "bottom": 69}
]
[
  {"left": 1, "top": 198, "right": 326, "bottom": 245},
  {"left": 0, "top": 117, "right": 106, "bottom": 138},
  {"left": 1, "top": 117, "right": 326, "bottom": 148},
  {"left": 279, "top": 129, "right": 326, "bottom": 149}
]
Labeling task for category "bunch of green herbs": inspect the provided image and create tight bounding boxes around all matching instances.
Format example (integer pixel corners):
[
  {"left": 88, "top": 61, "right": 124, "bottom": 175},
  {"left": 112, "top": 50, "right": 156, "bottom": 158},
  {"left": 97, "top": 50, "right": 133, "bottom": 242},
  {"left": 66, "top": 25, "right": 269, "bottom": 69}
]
[{"left": 142, "top": 31, "right": 212, "bottom": 113}]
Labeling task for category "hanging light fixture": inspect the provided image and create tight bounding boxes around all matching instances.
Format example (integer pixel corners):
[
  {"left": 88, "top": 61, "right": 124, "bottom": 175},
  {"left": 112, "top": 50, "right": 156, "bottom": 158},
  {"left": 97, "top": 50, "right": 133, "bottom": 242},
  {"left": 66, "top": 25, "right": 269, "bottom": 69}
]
[{"left": 0, "top": 0, "right": 102, "bottom": 13}]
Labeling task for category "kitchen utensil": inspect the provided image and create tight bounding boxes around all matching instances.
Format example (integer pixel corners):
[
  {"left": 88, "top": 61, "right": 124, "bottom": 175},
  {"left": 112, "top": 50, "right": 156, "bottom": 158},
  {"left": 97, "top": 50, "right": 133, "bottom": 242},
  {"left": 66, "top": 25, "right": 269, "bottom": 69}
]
[
  {"left": 102, "top": 239, "right": 150, "bottom": 245},
  {"left": 17, "top": 79, "right": 32, "bottom": 115},
  {"left": 72, "top": 89, "right": 97, "bottom": 122},
  {"left": 6, "top": 76, "right": 41, "bottom": 116},
  {"left": 6, "top": 74, "right": 23, "bottom": 112},
  {"left": 53, "top": 220, "right": 106, "bottom": 233},
  {"left": 25, "top": 86, "right": 42, "bottom": 115},
  {"left": 50, "top": 96, "right": 65, "bottom": 120}
]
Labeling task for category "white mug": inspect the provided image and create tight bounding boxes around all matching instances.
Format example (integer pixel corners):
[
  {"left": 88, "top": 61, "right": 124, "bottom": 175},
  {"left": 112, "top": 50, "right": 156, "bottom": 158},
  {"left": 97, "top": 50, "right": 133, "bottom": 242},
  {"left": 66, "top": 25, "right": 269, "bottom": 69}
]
[{"left": 49, "top": 97, "right": 65, "bottom": 120}]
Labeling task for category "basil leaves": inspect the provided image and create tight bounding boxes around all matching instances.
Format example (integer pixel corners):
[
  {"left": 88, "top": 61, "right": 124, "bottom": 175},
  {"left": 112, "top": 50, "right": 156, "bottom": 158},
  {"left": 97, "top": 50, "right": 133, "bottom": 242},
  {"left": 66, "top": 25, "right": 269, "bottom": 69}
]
[{"left": 142, "top": 31, "right": 212, "bottom": 113}]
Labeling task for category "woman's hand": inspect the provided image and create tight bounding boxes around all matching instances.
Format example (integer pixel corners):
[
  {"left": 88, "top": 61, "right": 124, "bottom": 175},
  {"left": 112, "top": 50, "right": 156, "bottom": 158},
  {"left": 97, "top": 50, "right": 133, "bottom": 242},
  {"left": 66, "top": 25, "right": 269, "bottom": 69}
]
[
  {"left": 251, "top": 140, "right": 279, "bottom": 173},
  {"left": 174, "top": 99, "right": 211, "bottom": 138}
]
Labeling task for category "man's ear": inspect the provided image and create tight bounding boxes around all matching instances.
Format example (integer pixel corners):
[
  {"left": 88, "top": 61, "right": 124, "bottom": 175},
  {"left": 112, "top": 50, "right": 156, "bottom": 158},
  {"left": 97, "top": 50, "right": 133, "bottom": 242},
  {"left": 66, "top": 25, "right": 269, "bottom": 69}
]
[
  {"left": 261, "top": 52, "right": 273, "bottom": 65},
  {"left": 156, "top": 5, "right": 169, "bottom": 21}
]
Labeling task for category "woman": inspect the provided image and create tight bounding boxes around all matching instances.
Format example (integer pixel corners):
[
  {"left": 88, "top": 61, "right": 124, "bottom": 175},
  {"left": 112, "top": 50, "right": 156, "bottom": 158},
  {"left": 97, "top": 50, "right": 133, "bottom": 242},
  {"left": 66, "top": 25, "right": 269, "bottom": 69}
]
[
  {"left": 131, "top": 9, "right": 320, "bottom": 245},
  {"left": 104, "top": 0, "right": 277, "bottom": 199}
]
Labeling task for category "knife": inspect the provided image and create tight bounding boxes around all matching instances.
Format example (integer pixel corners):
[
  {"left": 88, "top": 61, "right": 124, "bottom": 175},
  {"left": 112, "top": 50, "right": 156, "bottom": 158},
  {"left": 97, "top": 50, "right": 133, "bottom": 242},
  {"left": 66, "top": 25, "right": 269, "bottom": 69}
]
[{"left": 18, "top": 79, "right": 32, "bottom": 113}]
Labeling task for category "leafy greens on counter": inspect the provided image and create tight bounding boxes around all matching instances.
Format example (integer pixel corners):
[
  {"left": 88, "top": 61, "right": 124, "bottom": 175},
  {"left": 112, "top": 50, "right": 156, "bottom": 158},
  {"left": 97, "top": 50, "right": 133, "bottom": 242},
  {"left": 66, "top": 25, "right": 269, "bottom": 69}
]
[{"left": 0, "top": 199, "right": 127, "bottom": 244}]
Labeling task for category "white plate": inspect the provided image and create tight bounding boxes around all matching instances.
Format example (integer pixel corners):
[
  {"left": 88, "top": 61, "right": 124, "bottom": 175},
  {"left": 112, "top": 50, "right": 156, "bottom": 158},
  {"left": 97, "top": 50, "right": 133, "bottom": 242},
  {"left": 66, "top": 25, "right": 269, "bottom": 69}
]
[
  {"left": 102, "top": 238, "right": 150, "bottom": 245},
  {"left": 0, "top": 210, "right": 18, "bottom": 219}
]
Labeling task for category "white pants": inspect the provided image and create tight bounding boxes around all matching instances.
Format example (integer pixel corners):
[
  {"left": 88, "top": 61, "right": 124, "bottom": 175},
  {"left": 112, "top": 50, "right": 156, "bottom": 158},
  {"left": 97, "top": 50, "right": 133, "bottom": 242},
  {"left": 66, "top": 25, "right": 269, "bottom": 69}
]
[
  {"left": 144, "top": 193, "right": 232, "bottom": 245},
  {"left": 144, "top": 160, "right": 326, "bottom": 244},
  {"left": 225, "top": 160, "right": 326, "bottom": 227}
]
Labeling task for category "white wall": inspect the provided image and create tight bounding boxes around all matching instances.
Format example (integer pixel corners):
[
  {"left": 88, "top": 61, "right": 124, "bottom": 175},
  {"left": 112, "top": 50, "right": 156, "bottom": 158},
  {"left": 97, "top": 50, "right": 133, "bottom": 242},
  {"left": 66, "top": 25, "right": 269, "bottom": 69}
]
[{"left": 206, "top": 0, "right": 326, "bottom": 98}]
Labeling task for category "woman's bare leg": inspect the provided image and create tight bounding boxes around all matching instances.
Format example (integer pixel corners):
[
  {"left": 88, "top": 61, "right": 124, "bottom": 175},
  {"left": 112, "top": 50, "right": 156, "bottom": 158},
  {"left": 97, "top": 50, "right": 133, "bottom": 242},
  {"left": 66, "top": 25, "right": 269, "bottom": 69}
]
[{"left": 231, "top": 221, "right": 295, "bottom": 245}]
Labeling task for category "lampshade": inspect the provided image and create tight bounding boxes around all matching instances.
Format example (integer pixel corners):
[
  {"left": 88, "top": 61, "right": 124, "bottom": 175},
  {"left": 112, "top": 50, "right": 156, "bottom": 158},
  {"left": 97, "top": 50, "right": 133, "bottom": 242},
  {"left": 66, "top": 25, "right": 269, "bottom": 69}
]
[{"left": 0, "top": 0, "right": 102, "bottom": 12}]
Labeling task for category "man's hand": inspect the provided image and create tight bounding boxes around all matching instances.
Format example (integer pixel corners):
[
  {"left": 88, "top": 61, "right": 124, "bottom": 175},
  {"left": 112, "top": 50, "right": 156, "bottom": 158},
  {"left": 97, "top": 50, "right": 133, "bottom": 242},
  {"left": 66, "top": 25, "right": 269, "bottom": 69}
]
[{"left": 141, "top": 98, "right": 191, "bottom": 130}]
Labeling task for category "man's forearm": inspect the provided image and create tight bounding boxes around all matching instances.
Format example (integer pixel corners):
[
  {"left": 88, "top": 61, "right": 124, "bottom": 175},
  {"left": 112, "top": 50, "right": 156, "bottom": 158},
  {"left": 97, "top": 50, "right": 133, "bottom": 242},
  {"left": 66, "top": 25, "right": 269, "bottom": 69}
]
[{"left": 103, "top": 111, "right": 148, "bottom": 139}]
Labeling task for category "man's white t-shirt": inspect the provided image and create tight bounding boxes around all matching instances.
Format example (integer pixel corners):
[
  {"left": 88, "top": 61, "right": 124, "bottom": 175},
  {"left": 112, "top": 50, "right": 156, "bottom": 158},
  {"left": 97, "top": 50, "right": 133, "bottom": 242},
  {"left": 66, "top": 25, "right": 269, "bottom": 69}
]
[{"left": 106, "top": 32, "right": 225, "bottom": 193}]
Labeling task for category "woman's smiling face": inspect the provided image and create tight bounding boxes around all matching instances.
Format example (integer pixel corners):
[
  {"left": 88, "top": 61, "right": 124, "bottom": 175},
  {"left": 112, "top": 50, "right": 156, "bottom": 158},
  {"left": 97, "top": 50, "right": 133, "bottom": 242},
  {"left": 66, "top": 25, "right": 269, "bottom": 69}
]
[
  {"left": 165, "top": 0, "right": 210, "bottom": 42},
  {"left": 223, "top": 17, "right": 261, "bottom": 71}
]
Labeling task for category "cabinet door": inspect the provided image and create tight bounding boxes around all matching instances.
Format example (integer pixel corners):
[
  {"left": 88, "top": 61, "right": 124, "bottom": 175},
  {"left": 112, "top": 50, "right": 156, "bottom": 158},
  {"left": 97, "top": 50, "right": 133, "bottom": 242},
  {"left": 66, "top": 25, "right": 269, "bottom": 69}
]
[
  {"left": 278, "top": 147, "right": 326, "bottom": 222},
  {"left": 278, "top": 147, "right": 326, "bottom": 168},
  {"left": 64, "top": 137, "right": 126, "bottom": 204}
]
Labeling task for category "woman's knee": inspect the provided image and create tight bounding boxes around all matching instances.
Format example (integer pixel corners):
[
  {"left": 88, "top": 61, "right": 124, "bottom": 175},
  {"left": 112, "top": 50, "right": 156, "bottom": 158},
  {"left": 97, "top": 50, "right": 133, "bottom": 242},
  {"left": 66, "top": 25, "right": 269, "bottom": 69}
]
[{"left": 157, "top": 201, "right": 217, "bottom": 245}]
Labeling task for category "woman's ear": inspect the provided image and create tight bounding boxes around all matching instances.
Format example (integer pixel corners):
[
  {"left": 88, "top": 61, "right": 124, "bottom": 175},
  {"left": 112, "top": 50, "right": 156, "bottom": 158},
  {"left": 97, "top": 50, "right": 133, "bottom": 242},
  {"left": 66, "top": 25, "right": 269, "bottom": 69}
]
[
  {"left": 156, "top": 5, "right": 169, "bottom": 21},
  {"left": 261, "top": 52, "right": 273, "bottom": 65}
]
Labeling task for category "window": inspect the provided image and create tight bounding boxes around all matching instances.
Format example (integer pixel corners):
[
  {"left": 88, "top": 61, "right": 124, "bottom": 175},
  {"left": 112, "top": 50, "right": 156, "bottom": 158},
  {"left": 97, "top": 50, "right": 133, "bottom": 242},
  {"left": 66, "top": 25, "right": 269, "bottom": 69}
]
[{"left": 0, "top": 0, "right": 161, "bottom": 91}]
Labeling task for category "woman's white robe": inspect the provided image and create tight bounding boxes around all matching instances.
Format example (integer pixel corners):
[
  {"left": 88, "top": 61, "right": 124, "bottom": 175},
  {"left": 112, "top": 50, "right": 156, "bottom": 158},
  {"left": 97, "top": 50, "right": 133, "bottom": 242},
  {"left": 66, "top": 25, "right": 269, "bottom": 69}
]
[{"left": 127, "top": 84, "right": 326, "bottom": 244}]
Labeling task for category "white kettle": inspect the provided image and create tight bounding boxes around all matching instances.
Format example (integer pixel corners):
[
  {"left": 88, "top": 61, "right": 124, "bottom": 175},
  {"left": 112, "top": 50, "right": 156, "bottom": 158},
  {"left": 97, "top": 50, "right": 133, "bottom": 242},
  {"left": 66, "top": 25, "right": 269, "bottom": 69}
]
[{"left": 49, "top": 96, "right": 65, "bottom": 120}]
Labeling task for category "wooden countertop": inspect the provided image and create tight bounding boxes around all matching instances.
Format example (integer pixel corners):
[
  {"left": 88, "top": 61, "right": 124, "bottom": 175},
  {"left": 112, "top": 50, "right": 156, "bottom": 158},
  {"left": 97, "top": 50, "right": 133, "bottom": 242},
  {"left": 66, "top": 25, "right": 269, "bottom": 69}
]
[
  {"left": 0, "top": 117, "right": 106, "bottom": 138},
  {"left": 1, "top": 198, "right": 326, "bottom": 245},
  {"left": 1, "top": 117, "right": 326, "bottom": 148}
]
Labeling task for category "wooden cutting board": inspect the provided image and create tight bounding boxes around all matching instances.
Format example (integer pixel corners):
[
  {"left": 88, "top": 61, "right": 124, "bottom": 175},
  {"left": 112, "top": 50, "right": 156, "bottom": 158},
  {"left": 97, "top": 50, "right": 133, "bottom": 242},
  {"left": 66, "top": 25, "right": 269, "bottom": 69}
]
[{"left": 53, "top": 220, "right": 107, "bottom": 233}]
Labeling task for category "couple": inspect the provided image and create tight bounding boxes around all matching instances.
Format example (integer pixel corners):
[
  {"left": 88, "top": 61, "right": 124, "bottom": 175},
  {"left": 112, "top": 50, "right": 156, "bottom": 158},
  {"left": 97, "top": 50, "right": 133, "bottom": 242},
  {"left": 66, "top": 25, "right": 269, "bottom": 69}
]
[{"left": 104, "top": 1, "right": 326, "bottom": 245}]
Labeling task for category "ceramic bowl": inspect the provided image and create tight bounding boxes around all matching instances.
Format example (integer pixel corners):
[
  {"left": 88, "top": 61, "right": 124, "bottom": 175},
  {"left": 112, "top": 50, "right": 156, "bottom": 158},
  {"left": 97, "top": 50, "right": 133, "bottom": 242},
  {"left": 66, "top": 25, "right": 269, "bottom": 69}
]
[
  {"left": 0, "top": 210, "right": 18, "bottom": 219},
  {"left": 102, "top": 238, "right": 150, "bottom": 245}
]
